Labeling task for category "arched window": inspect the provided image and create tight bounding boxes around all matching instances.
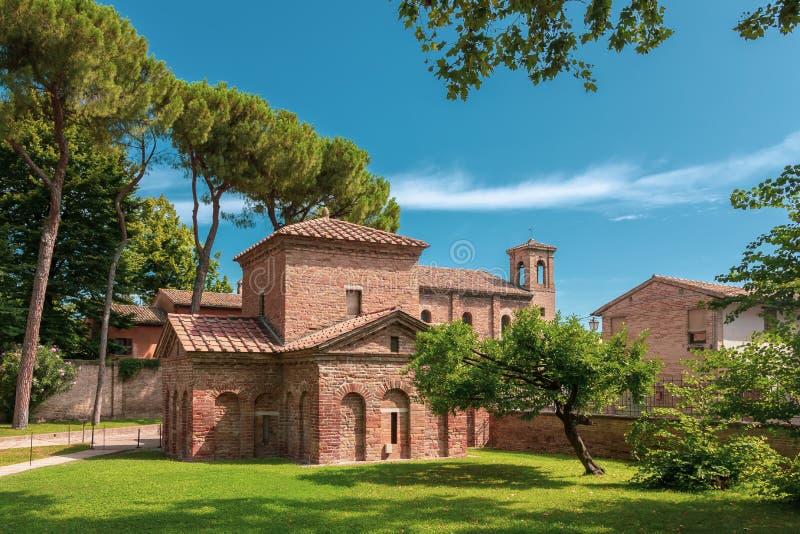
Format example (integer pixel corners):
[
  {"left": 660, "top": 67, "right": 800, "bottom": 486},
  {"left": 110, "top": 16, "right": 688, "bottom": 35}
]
[
  {"left": 517, "top": 262, "right": 525, "bottom": 286},
  {"left": 536, "top": 261, "right": 545, "bottom": 285},
  {"left": 501, "top": 315, "right": 511, "bottom": 334},
  {"left": 461, "top": 312, "right": 472, "bottom": 325},
  {"left": 421, "top": 309, "right": 432, "bottom": 323}
]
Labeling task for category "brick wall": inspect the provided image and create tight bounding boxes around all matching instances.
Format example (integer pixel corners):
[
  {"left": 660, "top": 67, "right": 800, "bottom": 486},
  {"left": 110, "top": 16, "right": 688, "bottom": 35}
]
[
  {"left": 282, "top": 242, "right": 422, "bottom": 342},
  {"left": 33, "top": 360, "right": 161, "bottom": 421},
  {"left": 419, "top": 291, "right": 532, "bottom": 338},
  {"left": 600, "top": 280, "right": 723, "bottom": 378},
  {"left": 491, "top": 413, "right": 635, "bottom": 459},
  {"left": 316, "top": 356, "right": 463, "bottom": 463},
  {"left": 240, "top": 246, "right": 286, "bottom": 332},
  {"left": 491, "top": 413, "right": 800, "bottom": 460}
]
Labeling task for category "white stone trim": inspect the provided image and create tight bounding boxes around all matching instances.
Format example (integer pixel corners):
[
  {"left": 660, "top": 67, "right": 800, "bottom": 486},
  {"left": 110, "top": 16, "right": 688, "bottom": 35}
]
[
  {"left": 380, "top": 408, "right": 409, "bottom": 413},
  {"left": 255, "top": 411, "right": 279, "bottom": 416}
]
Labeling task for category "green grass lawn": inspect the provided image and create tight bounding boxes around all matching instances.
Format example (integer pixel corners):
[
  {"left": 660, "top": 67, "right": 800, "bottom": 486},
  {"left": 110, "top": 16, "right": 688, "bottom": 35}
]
[
  {"left": 0, "top": 449, "right": 796, "bottom": 533},
  {"left": 0, "top": 418, "right": 160, "bottom": 437},
  {"left": 0, "top": 444, "right": 90, "bottom": 466}
]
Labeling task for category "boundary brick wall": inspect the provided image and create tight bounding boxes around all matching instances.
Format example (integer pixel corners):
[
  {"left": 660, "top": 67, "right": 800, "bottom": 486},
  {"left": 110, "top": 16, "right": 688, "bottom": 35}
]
[
  {"left": 491, "top": 413, "right": 800, "bottom": 459},
  {"left": 33, "top": 360, "right": 161, "bottom": 421}
]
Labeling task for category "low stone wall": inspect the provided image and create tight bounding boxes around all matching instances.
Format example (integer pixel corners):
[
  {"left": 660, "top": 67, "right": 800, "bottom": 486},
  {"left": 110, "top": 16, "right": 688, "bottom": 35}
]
[
  {"left": 32, "top": 360, "right": 161, "bottom": 422},
  {"left": 490, "top": 413, "right": 800, "bottom": 459}
]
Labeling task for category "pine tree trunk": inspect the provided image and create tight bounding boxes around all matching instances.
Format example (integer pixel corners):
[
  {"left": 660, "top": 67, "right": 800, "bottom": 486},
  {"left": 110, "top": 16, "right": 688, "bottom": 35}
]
[
  {"left": 557, "top": 412, "right": 605, "bottom": 475},
  {"left": 12, "top": 183, "right": 63, "bottom": 429},
  {"left": 92, "top": 140, "right": 150, "bottom": 426},
  {"left": 10, "top": 100, "right": 69, "bottom": 429},
  {"left": 190, "top": 187, "right": 222, "bottom": 315},
  {"left": 92, "top": 196, "right": 128, "bottom": 426}
]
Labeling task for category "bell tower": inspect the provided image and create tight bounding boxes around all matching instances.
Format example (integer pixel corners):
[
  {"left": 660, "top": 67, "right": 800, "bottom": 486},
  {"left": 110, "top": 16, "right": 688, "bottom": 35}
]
[{"left": 506, "top": 236, "right": 556, "bottom": 317}]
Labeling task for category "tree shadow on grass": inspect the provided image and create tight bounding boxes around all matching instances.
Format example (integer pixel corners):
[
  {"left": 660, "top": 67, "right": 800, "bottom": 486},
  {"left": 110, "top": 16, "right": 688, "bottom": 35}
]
[
  {"left": 298, "top": 458, "right": 569, "bottom": 490},
  {"left": 0, "top": 489, "right": 796, "bottom": 533}
]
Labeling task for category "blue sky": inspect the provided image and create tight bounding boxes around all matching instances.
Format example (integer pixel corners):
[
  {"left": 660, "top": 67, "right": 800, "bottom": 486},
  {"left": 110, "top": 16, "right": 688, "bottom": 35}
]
[{"left": 111, "top": 1, "right": 800, "bottom": 321}]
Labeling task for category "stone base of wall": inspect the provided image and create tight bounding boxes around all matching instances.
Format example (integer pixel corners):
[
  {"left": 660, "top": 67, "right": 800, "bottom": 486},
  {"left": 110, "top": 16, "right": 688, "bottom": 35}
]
[
  {"left": 490, "top": 413, "right": 800, "bottom": 460},
  {"left": 33, "top": 360, "right": 161, "bottom": 422}
]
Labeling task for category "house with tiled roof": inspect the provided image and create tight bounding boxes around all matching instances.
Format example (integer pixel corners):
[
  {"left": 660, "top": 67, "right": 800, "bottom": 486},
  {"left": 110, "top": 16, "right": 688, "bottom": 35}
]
[
  {"left": 591, "top": 275, "right": 761, "bottom": 378},
  {"left": 108, "top": 289, "right": 242, "bottom": 359},
  {"left": 155, "top": 214, "right": 556, "bottom": 463}
]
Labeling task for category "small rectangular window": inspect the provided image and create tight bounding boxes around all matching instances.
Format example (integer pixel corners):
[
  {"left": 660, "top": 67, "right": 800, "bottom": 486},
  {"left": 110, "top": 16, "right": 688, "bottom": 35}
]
[
  {"left": 390, "top": 336, "right": 400, "bottom": 353},
  {"left": 346, "top": 289, "right": 362, "bottom": 317},
  {"left": 539, "top": 307, "right": 545, "bottom": 317},
  {"left": 390, "top": 412, "right": 398, "bottom": 444},
  {"left": 262, "top": 415, "right": 270, "bottom": 445},
  {"left": 763, "top": 308, "right": 778, "bottom": 331},
  {"left": 610, "top": 317, "right": 627, "bottom": 335},
  {"left": 688, "top": 309, "right": 708, "bottom": 345},
  {"left": 112, "top": 338, "right": 133, "bottom": 355}
]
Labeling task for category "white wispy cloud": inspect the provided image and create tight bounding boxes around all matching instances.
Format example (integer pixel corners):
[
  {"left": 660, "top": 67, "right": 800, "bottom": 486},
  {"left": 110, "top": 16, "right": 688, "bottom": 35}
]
[
  {"left": 610, "top": 214, "right": 644, "bottom": 222},
  {"left": 136, "top": 165, "right": 186, "bottom": 192},
  {"left": 135, "top": 165, "right": 248, "bottom": 225},
  {"left": 172, "top": 198, "right": 248, "bottom": 225},
  {"left": 390, "top": 131, "right": 800, "bottom": 212}
]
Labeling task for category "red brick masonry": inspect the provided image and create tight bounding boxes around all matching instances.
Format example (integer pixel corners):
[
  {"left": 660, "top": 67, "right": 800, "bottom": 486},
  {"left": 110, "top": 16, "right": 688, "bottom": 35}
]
[
  {"left": 156, "top": 216, "right": 556, "bottom": 463},
  {"left": 491, "top": 413, "right": 800, "bottom": 459}
]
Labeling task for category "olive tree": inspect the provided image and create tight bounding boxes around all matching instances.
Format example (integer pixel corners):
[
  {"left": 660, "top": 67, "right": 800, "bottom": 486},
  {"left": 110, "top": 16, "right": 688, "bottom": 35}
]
[{"left": 409, "top": 308, "right": 658, "bottom": 474}]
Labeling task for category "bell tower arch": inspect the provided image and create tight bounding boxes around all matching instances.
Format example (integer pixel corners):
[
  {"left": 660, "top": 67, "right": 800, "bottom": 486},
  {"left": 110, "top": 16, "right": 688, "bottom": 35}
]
[{"left": 506, "top": 236, "right": 556, "bottom": 317}]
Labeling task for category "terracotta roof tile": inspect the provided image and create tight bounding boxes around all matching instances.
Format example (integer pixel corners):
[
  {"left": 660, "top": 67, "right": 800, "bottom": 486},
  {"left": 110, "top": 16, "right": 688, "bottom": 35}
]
[
  {"left": 157, "top": 289, "right": 242, "bottom": 309},
  {"left": 653, "top": 276, "right": 747, "bottom": 298},
  {"left": 167, "top": 315, "right": 277, "bottom": 353},
  {"left": 234, "top": 217, "right": 428, "bottom": 261},
  {"left": 416, "top": 265, "right": 531, "bottom": 297},
  {"left": 167, "top": 308, "right": 404, "bottom": 354},
  {"left": 506, "top": 238, "right": 557, "bottom": 253},
  {"left": 110, "top": 304, "right": 166, "bottom": 326},
  {"left": 592, "top": 275, "right": 746, "bottom": 315},
  {"left": 280, "top": 307, "right": 400, "bottom": 352}
]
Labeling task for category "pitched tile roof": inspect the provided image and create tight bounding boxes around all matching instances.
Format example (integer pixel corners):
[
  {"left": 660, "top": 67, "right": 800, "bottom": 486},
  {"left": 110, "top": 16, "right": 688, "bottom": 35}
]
[
  {"left": 506, "top": 238, "right": 557, "bottom": 253},
  {"left": 592, "top": 275, "right": 746, "bottom": 315},
  {"left": 234, "top": 216, "right": 428, "bottom": 261},
  {"left": 166, "top": 307, "right": 413, "bottom": 354},
  {"left": 416, "top": 265, "right": 531, "bottom": 297},
  {"left": 110, "top": 304, "right": 167, "bottom": 326},
  {"left": 167, "top": 315, "right": 278, "bottom": 353},
  {"left": 281, "top": 307, "right": 401, "bottom": 351},
  {"left": 156, "top": 289, "right": 242, "bottom": 309},
  {"left": 653, "top": 275, "right": 747, "bottom": 298}
]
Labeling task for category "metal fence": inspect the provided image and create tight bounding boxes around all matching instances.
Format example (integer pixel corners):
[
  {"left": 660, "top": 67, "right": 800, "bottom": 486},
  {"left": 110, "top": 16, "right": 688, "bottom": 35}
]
[
  {"left": 0, "top": 424, "right": 162, "bottom": 465},
  {"left": 600, "top": 376, "right": 693, "bottom": 417}
]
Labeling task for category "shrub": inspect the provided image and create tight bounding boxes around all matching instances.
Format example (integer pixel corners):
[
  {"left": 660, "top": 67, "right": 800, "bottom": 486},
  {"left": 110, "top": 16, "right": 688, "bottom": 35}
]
[
  {"left": 117, "top": 357, "right": 160, "bottom": 381},
  {"left": 0, "top": 345, "right": 77, "bottom": 419},
  {"left": 742, "top": 452, "right": 800, "bottom": 503},
  {"left": 627, "top": 408, "right": 785, "bottom": 492}
]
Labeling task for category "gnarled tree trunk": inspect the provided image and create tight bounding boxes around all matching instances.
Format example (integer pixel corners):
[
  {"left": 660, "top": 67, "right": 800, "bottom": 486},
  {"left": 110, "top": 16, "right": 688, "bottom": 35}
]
[{"left": 556, "top": 411, "right": 605, "bottom": 475}]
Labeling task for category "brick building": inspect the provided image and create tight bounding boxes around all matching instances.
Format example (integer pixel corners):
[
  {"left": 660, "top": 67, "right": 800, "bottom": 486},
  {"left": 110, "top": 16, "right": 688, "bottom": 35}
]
[
  {"left": 108, "top": 289, "right": 242, "bottom": 359},
  {"left": 591, "top": 275, "right": 762, "bottom": 378},
  {"left": 155, "top": 215, "right": 556, "bottom": 463}
]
